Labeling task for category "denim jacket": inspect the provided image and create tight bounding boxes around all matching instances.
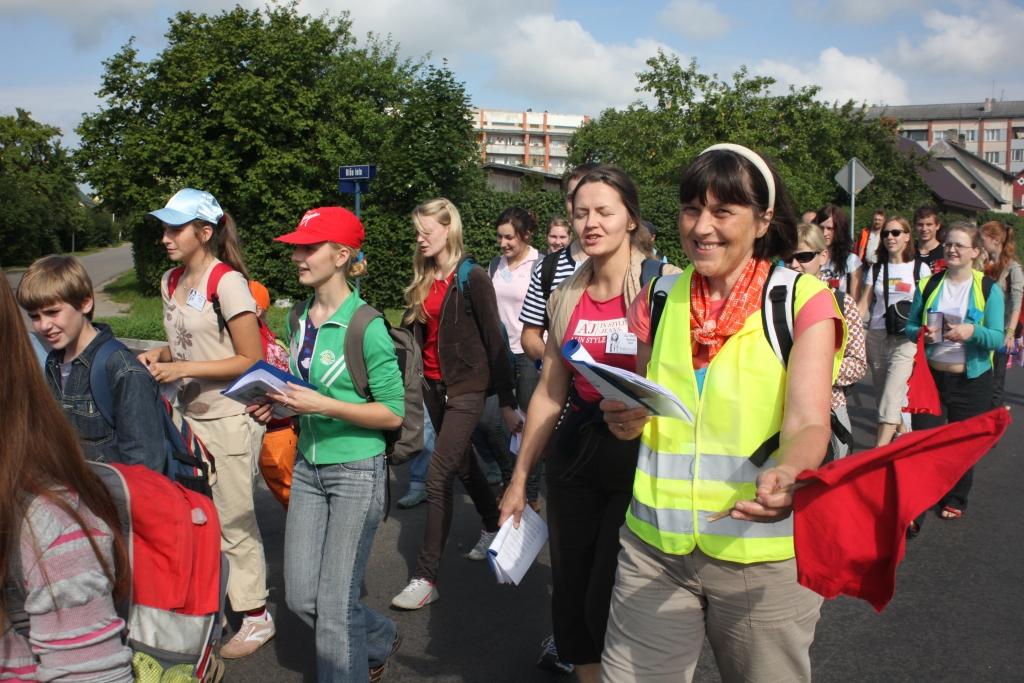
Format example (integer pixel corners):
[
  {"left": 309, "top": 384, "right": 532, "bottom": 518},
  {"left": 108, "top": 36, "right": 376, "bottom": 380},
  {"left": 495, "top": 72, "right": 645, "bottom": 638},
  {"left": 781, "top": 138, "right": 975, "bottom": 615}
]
[{"left": 45, "top": 323, "right": 166, "bottom": 471}]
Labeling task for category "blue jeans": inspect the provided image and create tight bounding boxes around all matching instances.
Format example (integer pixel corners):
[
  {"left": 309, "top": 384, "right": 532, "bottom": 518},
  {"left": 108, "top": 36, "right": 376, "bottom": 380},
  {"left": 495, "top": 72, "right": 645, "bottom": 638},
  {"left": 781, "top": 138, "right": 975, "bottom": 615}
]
[
  {"left": 408, "top": 402, "right": 436, "bottom": 489},
  {"left": 285, "top": 455, "right": 396, "bottom": 682}
]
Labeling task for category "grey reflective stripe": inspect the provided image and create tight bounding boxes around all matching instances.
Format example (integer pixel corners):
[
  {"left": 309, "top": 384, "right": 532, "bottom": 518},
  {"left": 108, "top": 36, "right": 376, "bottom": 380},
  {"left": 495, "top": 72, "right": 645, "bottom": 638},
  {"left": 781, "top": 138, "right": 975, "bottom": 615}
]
[
  {"left": 698, "top": 453, "right": 777, "bottom": 483},
  {"left": 637, "top": 444, "right": 695, "bottom": 480},
  {"left": 631, "top": 499, "right": 695, "bottom": 535},
  {"left": 697, "top": 510, "right": 793, "bottom": 538}
]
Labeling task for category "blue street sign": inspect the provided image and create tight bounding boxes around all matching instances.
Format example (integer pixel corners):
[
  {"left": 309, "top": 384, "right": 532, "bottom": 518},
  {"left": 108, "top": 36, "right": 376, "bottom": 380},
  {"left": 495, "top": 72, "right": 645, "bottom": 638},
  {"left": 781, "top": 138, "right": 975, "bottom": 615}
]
[
  {"left": 338, "top": 180, "right": 372, "bottom": 195},
  {"left": 338, "top": 164, "right": 377, "bottom": 180}
]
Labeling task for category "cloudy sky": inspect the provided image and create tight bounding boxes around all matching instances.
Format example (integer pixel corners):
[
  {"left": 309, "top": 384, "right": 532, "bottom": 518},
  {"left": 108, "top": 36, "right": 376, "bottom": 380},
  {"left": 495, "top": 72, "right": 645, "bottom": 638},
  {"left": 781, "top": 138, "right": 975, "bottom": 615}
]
[{"left": 2, "top": 0, "right": 1022, "bottom": 148}]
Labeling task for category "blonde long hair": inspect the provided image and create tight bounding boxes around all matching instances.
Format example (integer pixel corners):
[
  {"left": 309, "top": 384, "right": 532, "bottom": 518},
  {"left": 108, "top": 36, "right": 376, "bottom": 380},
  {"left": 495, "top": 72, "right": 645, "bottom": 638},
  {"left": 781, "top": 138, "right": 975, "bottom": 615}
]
[{"left": 403, "top": 198, "right": 465, "bottom": 324}]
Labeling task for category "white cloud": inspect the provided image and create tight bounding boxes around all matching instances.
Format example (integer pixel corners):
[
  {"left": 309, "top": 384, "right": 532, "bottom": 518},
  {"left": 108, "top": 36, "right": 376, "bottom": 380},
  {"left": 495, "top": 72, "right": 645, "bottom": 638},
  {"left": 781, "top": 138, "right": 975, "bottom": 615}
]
[
  {"left": 757, "top": 47, "right": 909, "bottom": 105},
  {"left": 657, "top": 0, "right": 730, "bottom": 41},
  {"left": 895, "top": 2, "right": 1024, "bottom": 74},
  {"left": 793, "top": 0, "right": 929, "bottom": 24},
  {"left": 486, "top": 14, "right": 680, "bottom": 115}
]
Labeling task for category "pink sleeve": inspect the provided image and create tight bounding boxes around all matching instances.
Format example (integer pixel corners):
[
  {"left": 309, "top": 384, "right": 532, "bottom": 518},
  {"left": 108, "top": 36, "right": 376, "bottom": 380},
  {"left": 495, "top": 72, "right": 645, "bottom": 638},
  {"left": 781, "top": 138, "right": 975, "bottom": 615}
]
[
  {"left": 627, "top": 281, "right": 654, "bottom": 344},
  {"left": 794, "top": 289, "right": 843, "bottom": 351}
]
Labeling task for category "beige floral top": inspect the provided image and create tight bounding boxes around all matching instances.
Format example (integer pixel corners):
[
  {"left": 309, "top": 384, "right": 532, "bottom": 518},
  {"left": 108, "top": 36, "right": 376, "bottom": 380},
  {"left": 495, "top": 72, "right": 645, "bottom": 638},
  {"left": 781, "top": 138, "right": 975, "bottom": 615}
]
[{"left": 161, "top": 260, "right": 256, "bottom": 419}]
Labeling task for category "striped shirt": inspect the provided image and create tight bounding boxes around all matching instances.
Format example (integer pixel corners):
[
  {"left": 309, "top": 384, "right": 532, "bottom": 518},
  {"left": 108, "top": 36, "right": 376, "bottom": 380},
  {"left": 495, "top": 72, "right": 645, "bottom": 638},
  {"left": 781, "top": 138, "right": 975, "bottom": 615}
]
[
  {"left": 1, "top": 491, "right": 132, "bottom": 682},
  {"left": 518, "top": 246, "right": 583, "bottom": 328}
]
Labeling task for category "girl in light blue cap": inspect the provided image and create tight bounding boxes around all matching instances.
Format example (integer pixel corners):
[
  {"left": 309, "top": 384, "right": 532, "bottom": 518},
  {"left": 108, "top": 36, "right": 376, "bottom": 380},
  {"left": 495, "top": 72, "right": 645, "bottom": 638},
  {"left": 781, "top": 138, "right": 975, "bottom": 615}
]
[{"left": 138, "top": 188, "right": 275, "bottom": 659}]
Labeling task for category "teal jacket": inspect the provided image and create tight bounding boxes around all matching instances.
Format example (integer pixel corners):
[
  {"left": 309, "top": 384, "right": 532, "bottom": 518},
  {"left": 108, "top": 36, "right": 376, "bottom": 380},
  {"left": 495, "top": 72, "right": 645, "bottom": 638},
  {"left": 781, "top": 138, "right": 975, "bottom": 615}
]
[
  {"left": 287, "top": 290, "right": 404, "bottom": 465},
  {"left": 905, "top": 270, "right": 1004, "bottom": 379}
]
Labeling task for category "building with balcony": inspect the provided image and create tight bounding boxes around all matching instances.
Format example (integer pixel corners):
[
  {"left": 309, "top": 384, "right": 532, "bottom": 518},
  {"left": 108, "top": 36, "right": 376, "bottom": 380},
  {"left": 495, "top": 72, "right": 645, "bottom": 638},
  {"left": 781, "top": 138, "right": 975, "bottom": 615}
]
[
  {"left": 868, "top": 99, "right": 1024, "bottom": 175},
  {"left": 474, "top": 108, "right": 588, "bottom": 174}
]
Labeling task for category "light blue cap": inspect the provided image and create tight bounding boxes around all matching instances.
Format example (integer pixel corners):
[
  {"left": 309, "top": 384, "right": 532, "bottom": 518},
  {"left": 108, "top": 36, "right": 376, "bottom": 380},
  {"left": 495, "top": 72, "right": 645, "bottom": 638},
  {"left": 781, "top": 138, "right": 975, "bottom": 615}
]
[{"left": 148, "top": 188, "right": 224, "bottom": 226}]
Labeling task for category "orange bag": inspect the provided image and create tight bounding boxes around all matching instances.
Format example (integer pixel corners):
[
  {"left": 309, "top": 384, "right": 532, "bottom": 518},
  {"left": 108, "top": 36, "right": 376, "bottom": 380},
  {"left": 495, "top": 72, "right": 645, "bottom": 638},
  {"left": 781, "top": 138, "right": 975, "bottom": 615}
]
[{"left": 259, "top": 423, "right": 297, "bottom": 508}]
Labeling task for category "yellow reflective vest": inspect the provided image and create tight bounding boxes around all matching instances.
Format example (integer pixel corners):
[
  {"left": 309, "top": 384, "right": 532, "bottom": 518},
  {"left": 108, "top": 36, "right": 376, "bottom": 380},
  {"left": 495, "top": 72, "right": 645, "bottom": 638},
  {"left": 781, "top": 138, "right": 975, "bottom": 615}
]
[{"left": 626, "top": 265, "right": 846, "bottom": 563}]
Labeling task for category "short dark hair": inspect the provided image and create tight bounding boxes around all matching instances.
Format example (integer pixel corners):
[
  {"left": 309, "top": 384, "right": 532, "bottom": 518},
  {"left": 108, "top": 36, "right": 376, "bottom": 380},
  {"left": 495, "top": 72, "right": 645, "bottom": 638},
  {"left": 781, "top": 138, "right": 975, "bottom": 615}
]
[
  {"left": 562, "top": 162, "right": 600, "bottom": 194},
  {"left": 494, "top": 206, "right": 537, "bottom": 241},
  {"left": 677, "top": 148, "right": 797, "bottom": 261},
  {"left": 913, "top": 204, "right": 940, "bottom": 225}
]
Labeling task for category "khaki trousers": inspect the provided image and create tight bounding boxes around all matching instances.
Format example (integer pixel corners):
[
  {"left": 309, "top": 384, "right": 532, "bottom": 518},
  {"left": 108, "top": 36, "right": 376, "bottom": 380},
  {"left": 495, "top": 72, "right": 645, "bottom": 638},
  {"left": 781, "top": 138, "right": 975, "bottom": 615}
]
[
  {"left": 191, "top": 413, "right": 269, "bottom": 612},
  {"left": 601, "top": 527, "right": 821, "bottom": 683}
]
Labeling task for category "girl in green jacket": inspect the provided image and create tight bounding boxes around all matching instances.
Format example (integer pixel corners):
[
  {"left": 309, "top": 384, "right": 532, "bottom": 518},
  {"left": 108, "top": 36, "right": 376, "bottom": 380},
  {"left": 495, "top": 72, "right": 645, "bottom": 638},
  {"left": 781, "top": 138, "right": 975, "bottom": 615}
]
[{"left": 249, "top": 207, "right": 404, "bottom": 682}]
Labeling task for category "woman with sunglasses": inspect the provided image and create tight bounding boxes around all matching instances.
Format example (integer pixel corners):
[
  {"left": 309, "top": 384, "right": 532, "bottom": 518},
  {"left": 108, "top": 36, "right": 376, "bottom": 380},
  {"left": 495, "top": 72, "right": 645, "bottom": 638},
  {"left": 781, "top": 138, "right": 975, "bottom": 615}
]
[
  {"left": 980, "top": 221, "right": 1023, "bottom": 407},
  {"left": 788, "top": 223, "right": 867, "bottom": 458},
  {"left": 905, "top": 222, "right": 1003, "bottom": 520},
  {"left": 858, "top": 217, "right": 930, "bottom": 446}
]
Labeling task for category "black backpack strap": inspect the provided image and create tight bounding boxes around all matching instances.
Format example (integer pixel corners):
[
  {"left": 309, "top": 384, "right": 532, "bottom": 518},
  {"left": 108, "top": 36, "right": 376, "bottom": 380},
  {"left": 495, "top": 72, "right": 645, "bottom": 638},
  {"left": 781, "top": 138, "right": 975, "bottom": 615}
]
[
  {"left": 89, "top": 338, "right": 130, "bottom": 428},
  {"left": 488, "top": 255, "right": 502, "bottom": 279},
  {"left": 921, "top": 271, "right": 945, "bottom": 312},
  {"left": 981, "top": 275, "right": 995, "bottom": 301},
  {"left": 343, "top": 304, "right": 384, "bottom": 400},
  {"left": 647, "top": 273, "right": 679, "bottom": 347},
  {"left": 540, "top": 248, "right": 562, "bottom": 301},
  {"left": 882, "top": 259, "right": 890, "bottom": 314},
  {"left": 913, "top": 256, "right": 923, "bottom": 285},
  {"left": 760, "top": 265, "right": 801, "bottom": 369}
]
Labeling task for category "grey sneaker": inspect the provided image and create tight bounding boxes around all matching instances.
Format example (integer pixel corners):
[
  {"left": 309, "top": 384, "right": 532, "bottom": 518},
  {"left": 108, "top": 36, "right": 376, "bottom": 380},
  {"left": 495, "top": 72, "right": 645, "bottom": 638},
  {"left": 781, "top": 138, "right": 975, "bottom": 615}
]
[
  {"left": 219, "top": 611, "right": 275, "bottom": 659},
  {"left": 397, "top": 488, "right": 427, "bottom": 509},
  {"left": 390, "top": 578, "right": 438, "bottom": 610},
  {"left": 465, "top": 529, "right": 498, "bottom": 561}
]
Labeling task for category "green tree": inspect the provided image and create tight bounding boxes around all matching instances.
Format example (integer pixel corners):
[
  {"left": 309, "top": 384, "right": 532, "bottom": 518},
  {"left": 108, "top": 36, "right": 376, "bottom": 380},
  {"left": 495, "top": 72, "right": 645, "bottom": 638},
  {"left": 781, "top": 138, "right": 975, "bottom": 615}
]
[
  {"left": 0, "top": 109, "right": 81, "bottom": 265},
  {"left": 570, "top": 53, "right": 931, "bottom": 228},
  {"left": 75, "top": 3, "right": 482, "bottom": 303}
]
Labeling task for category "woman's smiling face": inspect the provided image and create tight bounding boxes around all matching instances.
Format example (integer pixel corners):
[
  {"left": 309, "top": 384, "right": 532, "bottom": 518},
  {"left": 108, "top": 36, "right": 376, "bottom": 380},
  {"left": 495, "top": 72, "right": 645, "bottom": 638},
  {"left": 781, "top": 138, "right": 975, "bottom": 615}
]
[{"left": 678, "top": 190, "right": 769, "bottom": 282}]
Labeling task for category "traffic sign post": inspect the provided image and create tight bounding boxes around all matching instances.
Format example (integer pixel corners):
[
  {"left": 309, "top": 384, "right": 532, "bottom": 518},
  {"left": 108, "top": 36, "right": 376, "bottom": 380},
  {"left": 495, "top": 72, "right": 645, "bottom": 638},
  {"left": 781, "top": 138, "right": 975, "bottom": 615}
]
[
  {"left": 338, "top": 164, "right": 377, "bottom": 218},
  {"left": 834, "top": 158, "right": 874, "bottom": 241}
]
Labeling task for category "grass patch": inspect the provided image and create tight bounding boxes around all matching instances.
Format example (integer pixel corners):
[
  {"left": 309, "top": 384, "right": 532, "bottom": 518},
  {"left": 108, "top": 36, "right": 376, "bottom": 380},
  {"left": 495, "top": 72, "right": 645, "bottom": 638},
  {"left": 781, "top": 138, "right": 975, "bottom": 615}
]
[{"left": 97, "top": 271, "right": 405, "bottom": 343}]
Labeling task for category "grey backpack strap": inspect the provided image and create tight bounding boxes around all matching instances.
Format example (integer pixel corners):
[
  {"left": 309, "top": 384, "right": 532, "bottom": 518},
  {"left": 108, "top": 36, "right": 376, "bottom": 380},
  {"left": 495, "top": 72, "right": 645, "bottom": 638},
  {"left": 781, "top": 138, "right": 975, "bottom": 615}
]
[{"left": 343, "top": 304, "right": 384, "bottom": 400}]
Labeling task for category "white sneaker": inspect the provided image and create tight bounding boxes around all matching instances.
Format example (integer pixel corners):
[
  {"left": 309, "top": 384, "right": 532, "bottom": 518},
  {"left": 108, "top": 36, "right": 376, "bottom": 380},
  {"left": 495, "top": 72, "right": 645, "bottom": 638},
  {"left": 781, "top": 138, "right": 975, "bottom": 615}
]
[
  {"left": 220, "top": 610, "right": 275, "bottom": 659},
  {"left": 390, "top": 578, "right": 439, "bottom": 610},
  {"left": 465, "top": 529, "right": 498, "bottom": 561}
]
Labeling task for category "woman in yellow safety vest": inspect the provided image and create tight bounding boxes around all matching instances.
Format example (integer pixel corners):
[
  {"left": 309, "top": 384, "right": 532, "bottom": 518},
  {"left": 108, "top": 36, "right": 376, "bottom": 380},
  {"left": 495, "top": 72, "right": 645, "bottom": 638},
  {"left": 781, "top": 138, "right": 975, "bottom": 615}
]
[{"left": 600, "top": 144, "right": 846, "bottom": 683}]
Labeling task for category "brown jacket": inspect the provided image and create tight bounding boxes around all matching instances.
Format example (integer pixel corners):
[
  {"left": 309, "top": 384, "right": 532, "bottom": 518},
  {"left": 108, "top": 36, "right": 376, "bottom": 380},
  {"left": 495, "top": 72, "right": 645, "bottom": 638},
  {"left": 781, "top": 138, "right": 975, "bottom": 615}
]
[{"left": 410, "top": 256, "right": 516, "bottom": 407}]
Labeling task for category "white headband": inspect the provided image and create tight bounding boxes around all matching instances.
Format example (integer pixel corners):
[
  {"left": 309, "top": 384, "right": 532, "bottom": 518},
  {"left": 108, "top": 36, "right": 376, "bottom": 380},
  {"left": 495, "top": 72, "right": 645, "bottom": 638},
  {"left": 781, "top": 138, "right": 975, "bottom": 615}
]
[{"left": 699, "top": 143, "right": 776, "bottom": 213}]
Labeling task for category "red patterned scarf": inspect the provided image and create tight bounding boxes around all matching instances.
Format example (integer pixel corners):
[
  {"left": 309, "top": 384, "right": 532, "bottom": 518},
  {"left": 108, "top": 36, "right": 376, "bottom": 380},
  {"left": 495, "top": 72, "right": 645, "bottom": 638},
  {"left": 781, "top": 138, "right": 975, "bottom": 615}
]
[{"left": 691, "top": 258, "right": 771, "bottom": 361}]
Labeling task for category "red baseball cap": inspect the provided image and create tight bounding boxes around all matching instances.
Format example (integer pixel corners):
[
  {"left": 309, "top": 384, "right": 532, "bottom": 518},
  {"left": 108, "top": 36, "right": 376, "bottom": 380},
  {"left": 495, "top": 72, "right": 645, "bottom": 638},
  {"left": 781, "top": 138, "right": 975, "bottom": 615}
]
[{"left": 275, "top": 207, "right": 365, "bottom": 248}]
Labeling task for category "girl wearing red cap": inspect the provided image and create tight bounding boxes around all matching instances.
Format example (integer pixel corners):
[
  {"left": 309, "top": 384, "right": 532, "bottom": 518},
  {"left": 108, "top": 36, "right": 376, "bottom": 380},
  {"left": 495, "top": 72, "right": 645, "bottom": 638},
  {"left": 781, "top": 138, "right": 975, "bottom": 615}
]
[
  {"left": 249, "top": 206, "right": 404, "bottom": 681},
  {"left": 138, "top": 188, "right": 274, "bottom": 659}
]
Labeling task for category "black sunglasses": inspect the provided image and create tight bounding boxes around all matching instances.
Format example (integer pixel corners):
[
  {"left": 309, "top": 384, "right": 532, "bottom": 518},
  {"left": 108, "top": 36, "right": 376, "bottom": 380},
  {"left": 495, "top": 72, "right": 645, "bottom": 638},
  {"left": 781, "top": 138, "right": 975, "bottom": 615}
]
[
  {"left": 882, "top": 229, "right": 907, "bottom": 238},
  {"left": 787, "top": 251, "right": 819, "bottom": 263}
]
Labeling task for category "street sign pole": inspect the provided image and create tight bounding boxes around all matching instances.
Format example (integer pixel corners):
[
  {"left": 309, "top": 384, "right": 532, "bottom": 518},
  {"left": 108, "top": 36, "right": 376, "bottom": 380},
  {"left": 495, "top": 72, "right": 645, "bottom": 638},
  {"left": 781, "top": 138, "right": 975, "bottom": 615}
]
[
  {"left": 835, "top": 158, "right": 874, "bottom": 241},
  {"left": 354, "top": 182, "right": 362, "bottom": 219},
  {"left": 850, "top": 164, "right": 856, "bottom": 243}
]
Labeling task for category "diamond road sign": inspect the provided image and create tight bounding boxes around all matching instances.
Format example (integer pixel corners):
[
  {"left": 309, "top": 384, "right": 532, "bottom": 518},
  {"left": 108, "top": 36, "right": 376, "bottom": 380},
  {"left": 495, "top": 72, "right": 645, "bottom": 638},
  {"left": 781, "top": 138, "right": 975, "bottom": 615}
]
[{"left": 834, "top": 157, "right": 873, "bottom": 196}]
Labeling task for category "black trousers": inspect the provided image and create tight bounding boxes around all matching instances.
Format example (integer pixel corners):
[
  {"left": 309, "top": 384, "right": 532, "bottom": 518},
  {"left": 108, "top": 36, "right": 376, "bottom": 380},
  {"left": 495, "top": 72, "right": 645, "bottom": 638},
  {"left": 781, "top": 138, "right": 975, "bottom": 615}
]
[
  {"left": 545, "top": 398, "right": 638, "bottom": 665},
  {"left": 911, "top": 367, "right": 993, "bottom": 510}
]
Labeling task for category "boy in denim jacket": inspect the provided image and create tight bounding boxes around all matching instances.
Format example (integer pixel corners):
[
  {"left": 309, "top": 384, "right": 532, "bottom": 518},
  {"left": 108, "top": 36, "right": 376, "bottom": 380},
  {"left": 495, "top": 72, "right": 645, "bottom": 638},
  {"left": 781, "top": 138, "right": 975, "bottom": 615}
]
[{"left": 17, "top": 255, "right": 165, "bottom": 471}]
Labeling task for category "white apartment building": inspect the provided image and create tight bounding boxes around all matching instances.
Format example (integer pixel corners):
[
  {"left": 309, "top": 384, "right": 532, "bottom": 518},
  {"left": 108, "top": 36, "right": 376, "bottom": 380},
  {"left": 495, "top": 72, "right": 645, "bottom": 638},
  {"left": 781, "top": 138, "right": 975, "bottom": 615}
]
[
  {"left": 868, "top": 99, "right": 1024, "bottom": 175},
  {"left": 474, "top": 108, "right": 589, "bottom": 174}
]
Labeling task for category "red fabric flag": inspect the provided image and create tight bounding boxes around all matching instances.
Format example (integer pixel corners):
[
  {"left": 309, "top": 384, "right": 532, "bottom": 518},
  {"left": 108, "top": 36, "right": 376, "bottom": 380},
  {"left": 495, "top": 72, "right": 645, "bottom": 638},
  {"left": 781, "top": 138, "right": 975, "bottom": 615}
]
[
  {"left": 792, "top": 408, "right": 1009, "bottom": 612},
  {"left": 904, "top": 330, "right": 941, "bottom": 415}
]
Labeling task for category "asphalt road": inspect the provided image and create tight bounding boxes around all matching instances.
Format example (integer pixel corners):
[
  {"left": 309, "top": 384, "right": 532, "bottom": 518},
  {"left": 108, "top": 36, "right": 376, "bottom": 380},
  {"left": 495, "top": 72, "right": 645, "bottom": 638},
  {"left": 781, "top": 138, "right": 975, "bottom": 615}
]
[
  {"left": 4, "top": 242, "right": 134, "bottom": 292},
  {"left": 223, "top": 372, "right": 1024, "bottom": 683}
]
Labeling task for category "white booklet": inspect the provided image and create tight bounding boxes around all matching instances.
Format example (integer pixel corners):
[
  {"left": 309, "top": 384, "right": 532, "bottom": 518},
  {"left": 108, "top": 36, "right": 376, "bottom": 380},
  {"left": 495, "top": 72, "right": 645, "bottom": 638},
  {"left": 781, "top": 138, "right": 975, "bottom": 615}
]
[
  {"left": 221, "top": 360, "right": 316, "bottom": 419},
  {"left": 562, "top": 340, "right": 693, "bottom": 422},
  {"left": 487, "top": 504, "right": 548, "bottom": 586}
]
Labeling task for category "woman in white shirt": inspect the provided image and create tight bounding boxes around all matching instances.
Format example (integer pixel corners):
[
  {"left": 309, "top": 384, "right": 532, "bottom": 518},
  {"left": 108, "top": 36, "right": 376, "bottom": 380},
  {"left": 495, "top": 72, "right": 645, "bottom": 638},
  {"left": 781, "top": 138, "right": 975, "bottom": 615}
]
[{"left": 858, "top": 216, "right": 930, "bottom": 446}]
